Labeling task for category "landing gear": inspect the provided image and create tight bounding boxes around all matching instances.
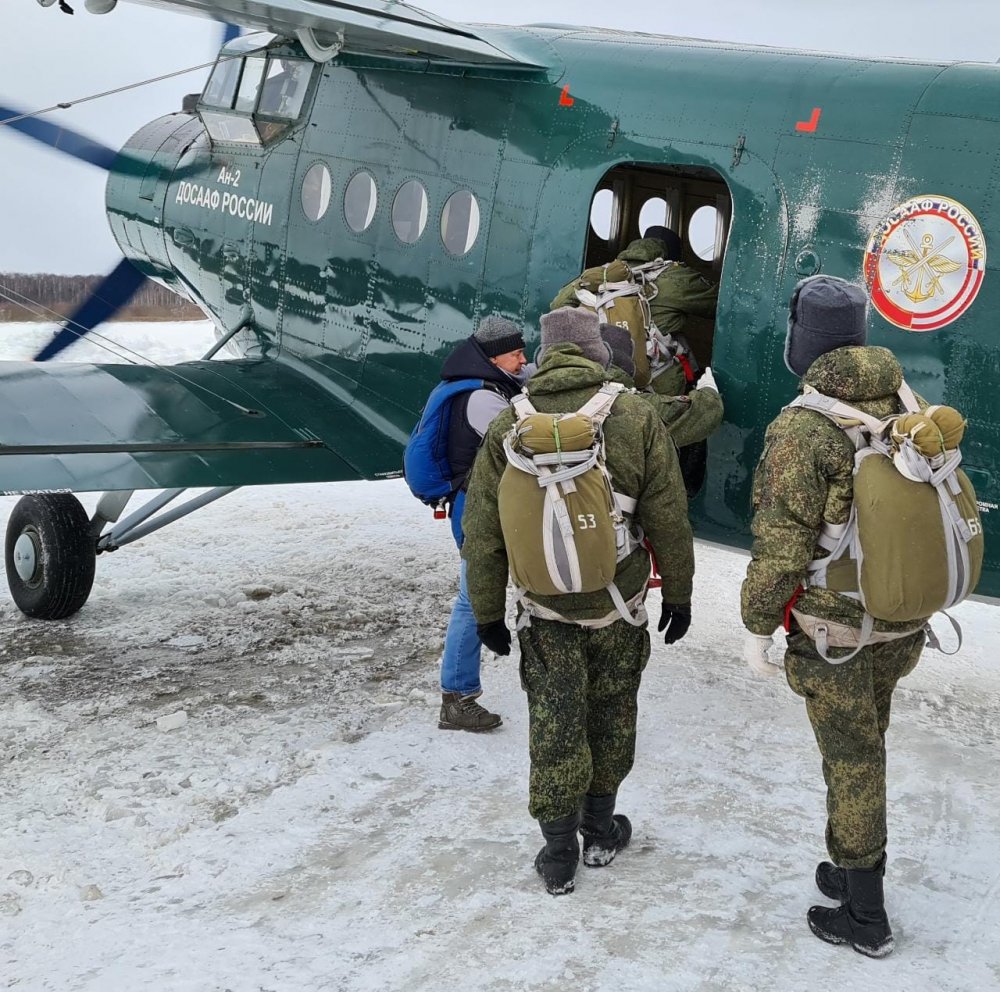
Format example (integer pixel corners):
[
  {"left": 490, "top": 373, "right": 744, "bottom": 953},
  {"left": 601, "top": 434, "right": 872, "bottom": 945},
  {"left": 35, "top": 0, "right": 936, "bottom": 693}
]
[{"left": 5, "top": 494, "right": 96, "bottom": 620}]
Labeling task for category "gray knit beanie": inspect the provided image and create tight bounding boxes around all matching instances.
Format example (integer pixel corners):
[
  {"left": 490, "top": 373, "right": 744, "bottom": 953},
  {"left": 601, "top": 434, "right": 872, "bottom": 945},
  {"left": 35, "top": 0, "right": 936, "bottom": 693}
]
[
  {"left": 785, "top": 275, "right": 868, "bottom": 377},
  {"left": 601, "top": 325, "right": 635, "bottom": 379},
  {"left": 473, "top": 315, "right": 526, "bottom": 358},
  {"left": 538, "top": 307, "right": 612, "bottom": 367}
]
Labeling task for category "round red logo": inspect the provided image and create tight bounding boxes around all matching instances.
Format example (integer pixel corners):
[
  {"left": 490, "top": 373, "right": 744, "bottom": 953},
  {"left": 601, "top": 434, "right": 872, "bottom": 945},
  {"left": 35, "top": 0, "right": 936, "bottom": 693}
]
[{"left": 863, "top": 195, "right": 986, "bottom": 331}]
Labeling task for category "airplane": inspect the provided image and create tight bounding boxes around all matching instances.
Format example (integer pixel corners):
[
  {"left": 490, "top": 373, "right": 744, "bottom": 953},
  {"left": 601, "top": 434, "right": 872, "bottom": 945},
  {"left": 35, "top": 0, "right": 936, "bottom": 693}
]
[{"left": 1, "top": 0, "right": 997, "bottom": 620}]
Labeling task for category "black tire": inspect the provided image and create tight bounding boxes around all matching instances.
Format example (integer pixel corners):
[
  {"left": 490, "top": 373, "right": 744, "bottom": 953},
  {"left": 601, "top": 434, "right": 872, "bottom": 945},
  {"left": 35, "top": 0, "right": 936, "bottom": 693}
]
[{"left": 5, "top": 494, "right": 96, "bottom": 620}]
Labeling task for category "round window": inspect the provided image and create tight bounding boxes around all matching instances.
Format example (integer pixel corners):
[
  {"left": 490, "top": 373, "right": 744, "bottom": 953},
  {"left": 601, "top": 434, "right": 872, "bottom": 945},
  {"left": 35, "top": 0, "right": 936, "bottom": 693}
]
[
  {"left": 589, "top": 189, "right": 614, "bottom": 241},
  {"left": 688, "top": 205, "right": 720, "bottom": 261},
  {"left": 301, "top": 162, "right": 331, "bottom": 223},
  {"left": 392, "top": 180, "right": 428, "bottom": 244},
  {"left": 344, "top": 171, "right": 377, "bottom": 233},
  {"left": 441, "top": 191, "right": 481, "bottom": 256},
  {"left": 638, "top": 197, "right": 670, "bottom": 239}
]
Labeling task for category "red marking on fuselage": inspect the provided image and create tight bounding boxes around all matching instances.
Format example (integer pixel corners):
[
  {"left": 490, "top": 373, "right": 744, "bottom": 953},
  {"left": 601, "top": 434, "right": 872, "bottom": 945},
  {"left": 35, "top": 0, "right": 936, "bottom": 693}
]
[
  {"left": 559, "top": 85, "right": 574, "bottom": 107},
  {"left": 796, "top": 107, "right": 822, "bottom": 133}
]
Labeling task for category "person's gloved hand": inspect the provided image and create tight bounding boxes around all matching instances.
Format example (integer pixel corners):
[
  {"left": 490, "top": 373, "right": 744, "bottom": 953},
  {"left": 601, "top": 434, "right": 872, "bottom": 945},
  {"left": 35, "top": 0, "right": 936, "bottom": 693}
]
[
  {"left": 743, "top": 632, "right": 781, "bottom": 676},
  {"left": 696, "top": 366, "right": 718, "bottom": 392},
  {"left": 477, "top": 620, "right": 511, "bottom": 656},
  {"left": 658, "top": 603, "right": 691, "bottom": 645}
]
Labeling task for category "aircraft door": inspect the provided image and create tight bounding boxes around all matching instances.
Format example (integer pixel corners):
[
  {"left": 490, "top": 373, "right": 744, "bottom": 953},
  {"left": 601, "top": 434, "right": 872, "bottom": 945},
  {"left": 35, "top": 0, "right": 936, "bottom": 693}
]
[{"left": 531, "top": 147, "right": 789, "bottom": 541}]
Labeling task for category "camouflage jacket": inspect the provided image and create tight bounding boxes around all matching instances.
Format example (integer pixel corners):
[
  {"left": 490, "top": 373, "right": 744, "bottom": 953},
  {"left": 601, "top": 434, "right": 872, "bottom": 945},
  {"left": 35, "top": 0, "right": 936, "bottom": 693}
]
[
  {"left": 741, "top": 346, "right": 929, "bottom": 636},
  {"left": 462, "top": 345, "right": 695, "bottom": 624},
  {"left": 604, "top": 365, "right": 724, "bottom": 449},
  {"left": 550, "top": 238, "right": 718, "bottom": 340}
]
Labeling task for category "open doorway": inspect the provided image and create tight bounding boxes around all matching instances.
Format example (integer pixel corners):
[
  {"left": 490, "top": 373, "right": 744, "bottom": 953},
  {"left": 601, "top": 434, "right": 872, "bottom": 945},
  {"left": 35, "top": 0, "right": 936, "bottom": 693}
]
[{"left": 586, "top": 163, "right": 731, "bottom": 371}]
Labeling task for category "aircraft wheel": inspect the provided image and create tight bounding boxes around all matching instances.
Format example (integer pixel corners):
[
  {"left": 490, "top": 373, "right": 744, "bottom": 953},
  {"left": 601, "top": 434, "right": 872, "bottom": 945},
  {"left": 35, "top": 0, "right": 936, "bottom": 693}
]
[{"left": 5, "top": 494, "right": 96, "bottom": 620}]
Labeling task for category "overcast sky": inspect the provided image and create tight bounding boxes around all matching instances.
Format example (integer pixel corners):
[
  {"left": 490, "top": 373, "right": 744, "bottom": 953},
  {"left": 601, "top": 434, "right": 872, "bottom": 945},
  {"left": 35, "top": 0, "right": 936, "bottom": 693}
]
[{"left": 2, "top": 0, "right": 1000, "bottom": 275}]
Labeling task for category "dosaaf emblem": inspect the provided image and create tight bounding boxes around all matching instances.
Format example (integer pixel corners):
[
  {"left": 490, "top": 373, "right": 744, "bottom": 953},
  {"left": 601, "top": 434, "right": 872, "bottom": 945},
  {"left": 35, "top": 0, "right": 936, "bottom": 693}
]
[{"left": 863, "top": 195, "right": 986, "bottom": 331}]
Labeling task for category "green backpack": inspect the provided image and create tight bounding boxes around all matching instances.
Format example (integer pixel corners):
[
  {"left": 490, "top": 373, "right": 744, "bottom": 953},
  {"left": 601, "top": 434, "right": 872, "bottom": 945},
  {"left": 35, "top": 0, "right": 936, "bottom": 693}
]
[
  {"left": 788, "top": 381, "right": 983, "bottom": 661},
  {"left": 497, "top": 382, "right": 646, "bottom": 626},
  {"left": 571, "top": 258, "right": 694, "bottom": 391}
]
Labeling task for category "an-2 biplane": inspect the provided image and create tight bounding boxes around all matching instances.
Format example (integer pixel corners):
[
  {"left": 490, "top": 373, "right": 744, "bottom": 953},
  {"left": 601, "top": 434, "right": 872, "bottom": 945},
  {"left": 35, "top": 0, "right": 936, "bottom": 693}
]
[{"left": 2, "top": 0, "right": 998, "bottom": 619}]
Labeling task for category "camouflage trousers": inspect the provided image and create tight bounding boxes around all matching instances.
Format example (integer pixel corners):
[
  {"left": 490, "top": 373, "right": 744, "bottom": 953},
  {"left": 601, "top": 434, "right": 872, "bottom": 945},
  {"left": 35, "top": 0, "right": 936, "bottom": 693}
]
[
  {"left": 517, "top": 616, "right": 650, "bottom": 822},
  {"left": 784, "top": 625, "right": 925, "bottom": 869}
]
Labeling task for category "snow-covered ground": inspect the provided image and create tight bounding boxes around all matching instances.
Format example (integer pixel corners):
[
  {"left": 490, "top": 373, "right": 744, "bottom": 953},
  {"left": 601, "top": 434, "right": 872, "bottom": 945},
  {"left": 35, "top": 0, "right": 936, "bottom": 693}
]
[{"left": 1, "top": 322, "right": 999, "bottom": 992}]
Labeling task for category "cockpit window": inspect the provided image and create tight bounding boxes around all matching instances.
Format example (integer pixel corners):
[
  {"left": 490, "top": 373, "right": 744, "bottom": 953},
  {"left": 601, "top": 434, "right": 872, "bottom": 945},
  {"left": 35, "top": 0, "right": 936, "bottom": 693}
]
[
  {"left": 234, "top": 57, "right": 266, "bottom": 113},
  {"left": 199, "top": 50, "right": 313, "bottom": 147},
  {"left": 201, "top": 56, "right": 241, "bottom": 109},
  {"left": 257, "top": 58, "right": 312, "bottom": 120}
]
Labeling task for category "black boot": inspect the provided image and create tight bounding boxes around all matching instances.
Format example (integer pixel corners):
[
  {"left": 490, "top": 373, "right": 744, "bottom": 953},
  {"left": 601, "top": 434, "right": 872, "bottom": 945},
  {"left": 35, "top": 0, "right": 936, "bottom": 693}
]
[
  {"left": 816, "top": 852, "right": 885, "bottom": 902},
  {"left": 534, "top": 812, "right": 581, "bottom": 895},
  {"left": 815, "top": 861, "right": 848, "bottom": 901},
  {"left": 580, "top": 793, "right": 632, "bottom": 868},
  {"left": 808, "top": 855, "right": 894, "bottom": 958}
]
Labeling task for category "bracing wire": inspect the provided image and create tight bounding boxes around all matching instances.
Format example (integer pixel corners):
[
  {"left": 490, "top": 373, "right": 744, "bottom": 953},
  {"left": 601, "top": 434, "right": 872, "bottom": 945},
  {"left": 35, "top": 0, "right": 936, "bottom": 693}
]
[
  {"left": 0, "top": 56, "right": 240, "bottom": 128},
  {"left": 0, "top": 283, "right": 264, "bottom": 418}
]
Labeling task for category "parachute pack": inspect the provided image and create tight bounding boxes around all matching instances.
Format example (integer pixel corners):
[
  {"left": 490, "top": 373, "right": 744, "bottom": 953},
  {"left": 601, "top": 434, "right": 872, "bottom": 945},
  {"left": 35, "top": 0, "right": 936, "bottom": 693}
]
[
  {"left": 787, "top": 381, "right": 983, "bottom": 661},
  {"left": 403, "top": 377, "right": 485, "bottom": 508},
  {"left": 571, "top": 258, "right": 695, "bottom": 391},
  {"left": 497, "top": 382, "right": 646, "bottom": 627}
]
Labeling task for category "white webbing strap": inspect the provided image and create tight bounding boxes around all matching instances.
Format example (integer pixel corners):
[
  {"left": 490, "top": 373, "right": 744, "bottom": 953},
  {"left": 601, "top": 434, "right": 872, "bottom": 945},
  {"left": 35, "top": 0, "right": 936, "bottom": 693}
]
[
  {"left": 513, "top": 582, "right": 649, "bottom": 630},
  {"left": 923, "top": 611, "right": 963, "bottom": 655},
  {"left": 793, "top": 609, "right": 922, "bottom": 664},
  {"left": 786, "top": 391, "right": 886, "bottom": 437},
  {"left": 897, "top": 379, "right": 921, "bottom": 414}
]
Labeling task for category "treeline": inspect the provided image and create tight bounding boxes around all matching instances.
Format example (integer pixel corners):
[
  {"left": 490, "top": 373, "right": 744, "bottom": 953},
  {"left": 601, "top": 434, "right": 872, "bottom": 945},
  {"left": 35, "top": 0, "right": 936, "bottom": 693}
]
[{"left": 0, "top": 273, "right": 205, "bottom": 322}]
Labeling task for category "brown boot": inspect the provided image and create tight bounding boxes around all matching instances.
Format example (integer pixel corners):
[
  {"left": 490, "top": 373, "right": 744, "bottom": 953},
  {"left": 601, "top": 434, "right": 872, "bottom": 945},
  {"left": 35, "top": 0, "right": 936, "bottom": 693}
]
[{"left": 438, "top": 691, "right": 502, "bottom": 732}]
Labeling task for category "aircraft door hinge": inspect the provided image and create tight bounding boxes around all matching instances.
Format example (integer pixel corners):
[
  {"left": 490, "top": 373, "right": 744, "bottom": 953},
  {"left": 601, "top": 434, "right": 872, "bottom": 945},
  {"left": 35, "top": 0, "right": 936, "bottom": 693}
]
[
  {"left": 732, "top": 134, "right": 746, "bottom": 168},
  {"left": 607, "top": 118, "right": 620, "bottom": 149}
]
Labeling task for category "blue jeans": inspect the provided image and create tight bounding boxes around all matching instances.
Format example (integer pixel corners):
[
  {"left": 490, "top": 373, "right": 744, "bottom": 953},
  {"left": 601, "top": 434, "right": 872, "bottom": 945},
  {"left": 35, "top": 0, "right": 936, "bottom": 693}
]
[{"left": 440, "top": 558, "right": 483, "bottom": 696}]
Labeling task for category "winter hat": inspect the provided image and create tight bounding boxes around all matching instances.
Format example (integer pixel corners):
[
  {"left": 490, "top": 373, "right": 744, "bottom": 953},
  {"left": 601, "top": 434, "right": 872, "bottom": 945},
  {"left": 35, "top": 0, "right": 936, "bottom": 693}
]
[
  {"left": 538, "top": 306, "right": 612, "bottom": 367},
  {"left": 784, "top": 275, "right": 868, "bottom": 377},
  {"left": 642, "top": 225, "right": 682, "bottom": 261},
  {"left": 601, "top": 324, "right": 635, "bottom": 379},
  {"left": 473, "top": 315, "right": 526, "bottom": 358}
]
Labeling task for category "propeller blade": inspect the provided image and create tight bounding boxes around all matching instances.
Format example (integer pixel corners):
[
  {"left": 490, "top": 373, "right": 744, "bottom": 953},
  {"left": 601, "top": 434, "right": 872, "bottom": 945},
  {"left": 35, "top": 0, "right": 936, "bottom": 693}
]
[
  {"left": 35, "top": 259, "right": 147, "bottom": 361},
  {"left": 0, "top": 103, "right": 121, "bottom": 170}
]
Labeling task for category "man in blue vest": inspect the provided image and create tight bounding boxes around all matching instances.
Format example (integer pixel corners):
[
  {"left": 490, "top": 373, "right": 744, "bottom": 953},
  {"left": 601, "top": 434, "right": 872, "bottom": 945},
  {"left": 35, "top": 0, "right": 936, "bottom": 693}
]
[{"left": 438, "top": 316, "right": 527, "bottom": 731}]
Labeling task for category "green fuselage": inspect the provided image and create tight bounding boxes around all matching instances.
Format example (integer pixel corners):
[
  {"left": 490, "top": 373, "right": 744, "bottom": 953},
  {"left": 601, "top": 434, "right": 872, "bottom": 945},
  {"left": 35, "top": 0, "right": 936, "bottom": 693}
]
[{"left": 107, "top": 27, "right": 1000, "bottom": 595}]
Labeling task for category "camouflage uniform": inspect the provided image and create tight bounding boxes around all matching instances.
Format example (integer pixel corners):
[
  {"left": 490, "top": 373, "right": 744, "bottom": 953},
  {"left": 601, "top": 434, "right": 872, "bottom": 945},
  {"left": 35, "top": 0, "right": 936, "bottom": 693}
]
[
  {"left": 463, "top": 344, "right": 694, "bottom": 819},
  {"left": 741, "top": 346, "right": 928, "bottom": 870},
  {"left": 550, "top": 237, "right": 719, "bottom": 398},
  {"left": 605, "top": 364, "right": 724, "bottom": 450}
]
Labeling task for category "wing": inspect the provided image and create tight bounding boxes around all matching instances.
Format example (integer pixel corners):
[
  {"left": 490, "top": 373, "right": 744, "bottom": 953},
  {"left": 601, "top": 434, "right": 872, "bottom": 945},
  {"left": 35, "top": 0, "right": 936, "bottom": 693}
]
[
  {"left": 114, "top": 0, "right": 546, "bottom": 66},
  {"left": 0, "top": 357, "right": 407, "bottom": 493},
  {"left": 928, "top": 254, "right": 964, "bottom": 275},
  {"left": 884, "top": 249, "right": 920, "bottom": 269}
]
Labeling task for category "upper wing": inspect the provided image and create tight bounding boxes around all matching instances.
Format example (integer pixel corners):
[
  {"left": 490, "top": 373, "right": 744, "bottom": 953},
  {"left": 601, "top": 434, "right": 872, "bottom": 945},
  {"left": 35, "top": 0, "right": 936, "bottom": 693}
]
[
  {"left": 116, "top": 0, "right": 546, "bottom": 66},
  {"left": 0, "top": 357, "right": 407, "bottom": 493}
]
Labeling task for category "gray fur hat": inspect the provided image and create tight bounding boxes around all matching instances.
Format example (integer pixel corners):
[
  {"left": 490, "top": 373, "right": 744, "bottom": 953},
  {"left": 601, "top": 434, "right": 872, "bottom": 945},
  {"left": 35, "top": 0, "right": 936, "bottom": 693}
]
[
  {"left": 601, "top": 324, "right": 635, "bottom": 379},
  {"left": 785, "top": 275, "right": 868, "bottom": 377},
  {"left": 473, "top": 315, "right": 526, "bottom": 358},
  {"left": 538, "top": 306, "right": 612, "bottom": 367}
]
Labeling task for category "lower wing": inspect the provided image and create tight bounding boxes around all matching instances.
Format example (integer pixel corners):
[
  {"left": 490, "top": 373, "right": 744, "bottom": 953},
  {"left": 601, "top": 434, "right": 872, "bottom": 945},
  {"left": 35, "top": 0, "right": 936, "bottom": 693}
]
[{"left": 0, "top": 357, "right": 406, "bottom": 493}]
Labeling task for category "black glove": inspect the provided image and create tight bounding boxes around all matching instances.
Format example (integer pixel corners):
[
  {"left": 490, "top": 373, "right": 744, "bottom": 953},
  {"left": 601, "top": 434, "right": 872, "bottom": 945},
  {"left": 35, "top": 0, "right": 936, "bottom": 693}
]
[
  {"left": 477, "top": 620, "right": 511, "bottom": 656},
  {"left": 658, "top": 603, "right": 691, "bottom": 645}
]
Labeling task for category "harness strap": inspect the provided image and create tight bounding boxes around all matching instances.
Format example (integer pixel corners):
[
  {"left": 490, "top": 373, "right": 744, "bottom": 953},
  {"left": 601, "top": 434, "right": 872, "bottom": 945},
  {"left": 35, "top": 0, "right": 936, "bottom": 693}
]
[
  {"left": 792, "top": 609, "right": 922, "bottom": 664},
  {"left": 513, "top": 582, "right": 649, "bottom": 630}
]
